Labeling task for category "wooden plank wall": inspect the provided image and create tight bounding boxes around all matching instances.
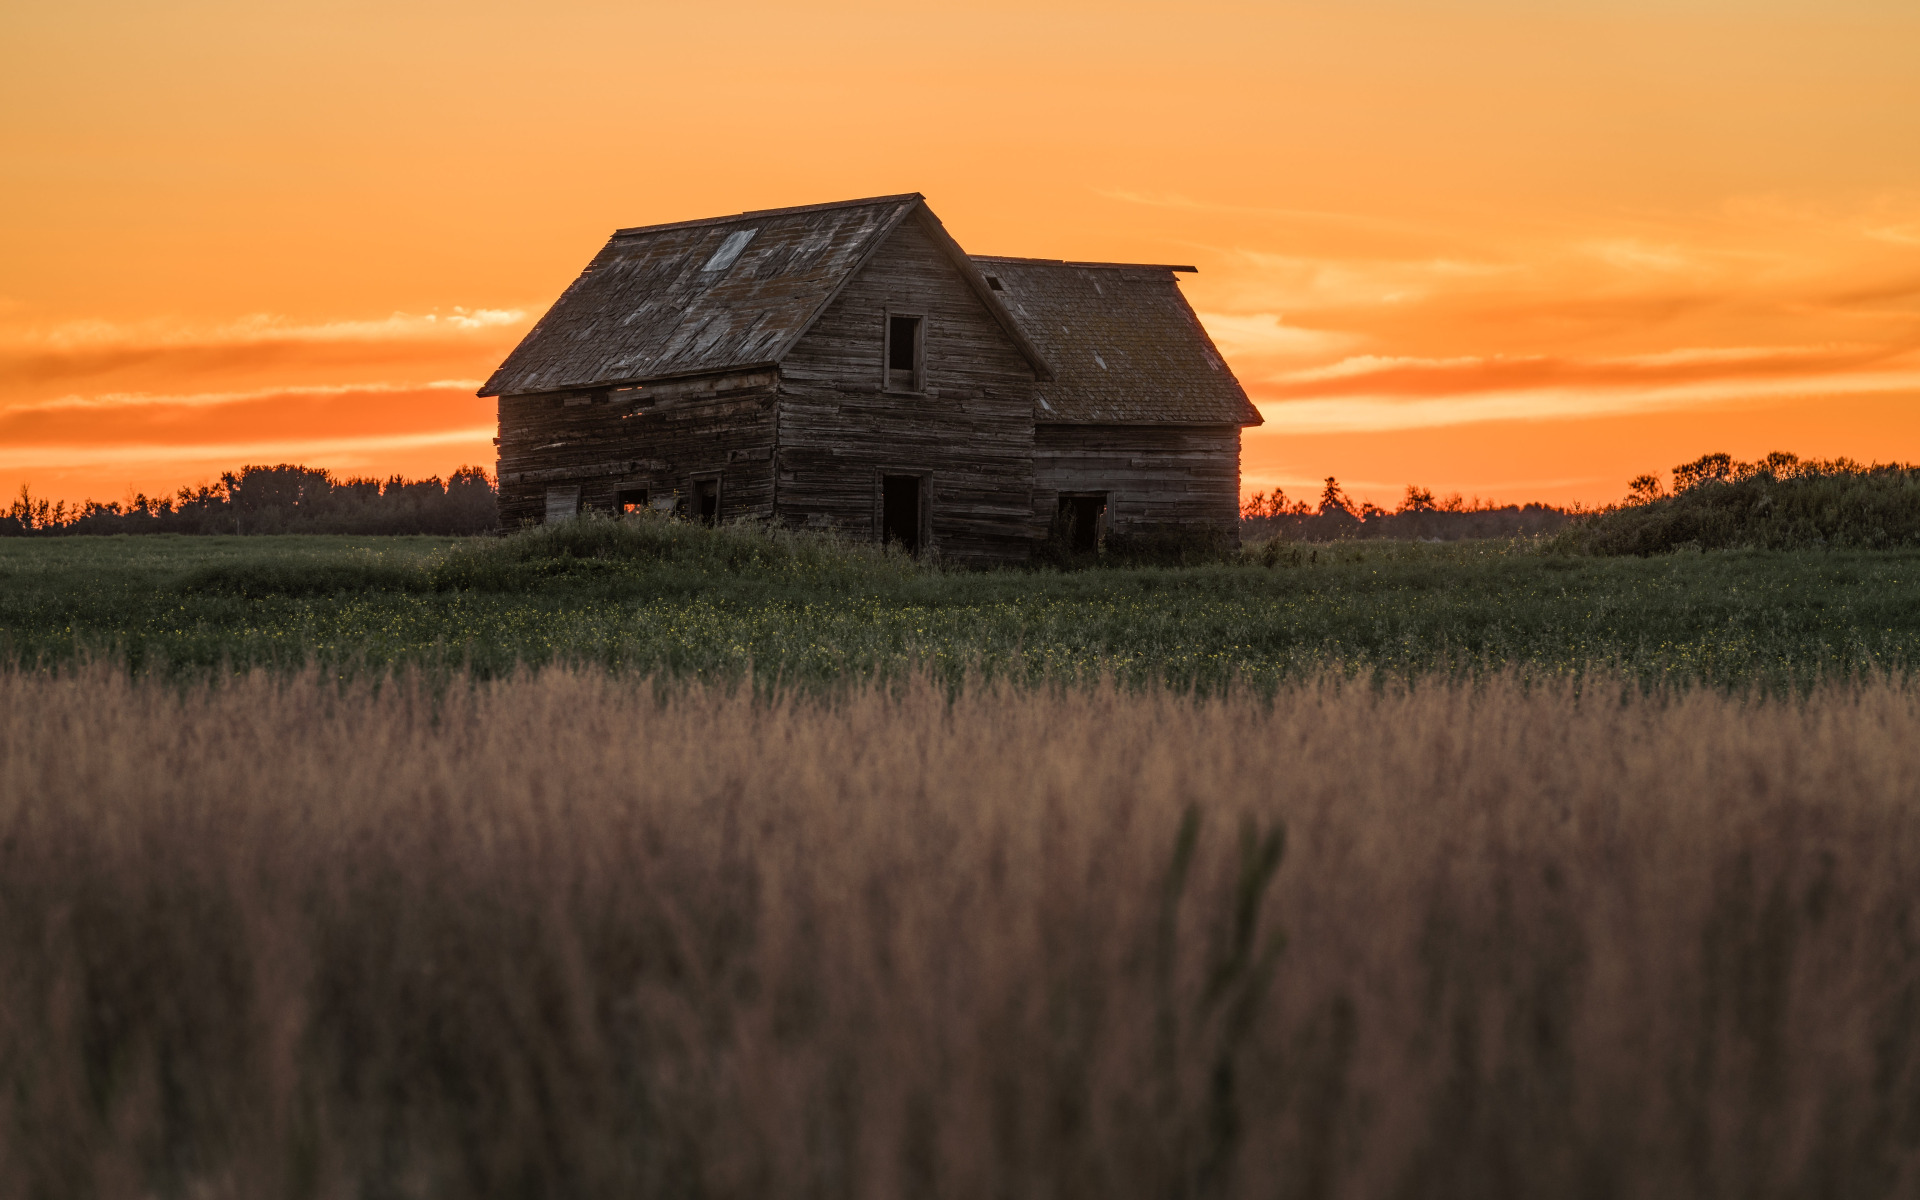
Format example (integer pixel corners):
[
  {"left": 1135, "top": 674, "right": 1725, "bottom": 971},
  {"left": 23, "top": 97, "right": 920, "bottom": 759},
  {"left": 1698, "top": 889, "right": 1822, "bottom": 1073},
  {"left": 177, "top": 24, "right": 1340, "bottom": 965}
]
[
  {"left": 495, "top": 370, "right": 778, "bottom": 527},
  {"left": 1034, "top": 424, "right": 1242, "bottom": 540},
  {"left": 776, "top": 217, "right": 1041, "bottom": 565}
]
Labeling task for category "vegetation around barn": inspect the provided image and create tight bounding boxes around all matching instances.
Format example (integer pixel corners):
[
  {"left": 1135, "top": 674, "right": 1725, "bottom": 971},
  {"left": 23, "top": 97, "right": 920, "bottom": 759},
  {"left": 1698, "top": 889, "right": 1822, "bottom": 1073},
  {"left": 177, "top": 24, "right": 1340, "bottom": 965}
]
[{"left": 4, "top": 514, "right": 1917, "bottom": 690}]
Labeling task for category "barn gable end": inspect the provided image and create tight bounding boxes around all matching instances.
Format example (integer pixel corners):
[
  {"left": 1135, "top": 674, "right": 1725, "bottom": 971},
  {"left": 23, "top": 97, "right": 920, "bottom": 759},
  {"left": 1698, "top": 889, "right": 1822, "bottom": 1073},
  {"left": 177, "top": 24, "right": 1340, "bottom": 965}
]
[{"left": 776, "top": 210, "right": 1046, "bottom": 562}]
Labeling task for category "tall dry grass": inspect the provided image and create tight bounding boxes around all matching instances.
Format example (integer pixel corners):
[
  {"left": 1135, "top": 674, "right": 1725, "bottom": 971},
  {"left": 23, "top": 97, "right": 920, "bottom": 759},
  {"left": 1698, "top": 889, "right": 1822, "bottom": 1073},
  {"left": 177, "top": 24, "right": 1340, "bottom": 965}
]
[{"left": 3, "top": 668, "right": 1918, "bottom": 1198}]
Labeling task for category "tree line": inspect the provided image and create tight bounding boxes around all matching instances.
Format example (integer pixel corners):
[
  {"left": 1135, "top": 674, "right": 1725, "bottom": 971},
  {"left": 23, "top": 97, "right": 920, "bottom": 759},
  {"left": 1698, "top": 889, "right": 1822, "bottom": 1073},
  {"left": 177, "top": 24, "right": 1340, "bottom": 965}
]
[
  {"left": 2, "top": 464, "right": 498, "bottom": 537},
  {"left": 1241, "top": 477, "right": 1572, "bottom": 541}
]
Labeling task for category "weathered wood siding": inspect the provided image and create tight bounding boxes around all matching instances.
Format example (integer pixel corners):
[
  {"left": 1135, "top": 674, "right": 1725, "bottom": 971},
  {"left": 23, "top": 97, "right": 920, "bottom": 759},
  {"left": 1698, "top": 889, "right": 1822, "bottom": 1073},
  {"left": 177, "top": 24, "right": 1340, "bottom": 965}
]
[
  {"left": 776, "top": 216, "right": 1041, "bottom": 564},
  {"left": 496, "top": 370, "right": 778, "bottom": 527},
  {"left": 1034, "top": 424, "right": 1242, "bottom": 541}
]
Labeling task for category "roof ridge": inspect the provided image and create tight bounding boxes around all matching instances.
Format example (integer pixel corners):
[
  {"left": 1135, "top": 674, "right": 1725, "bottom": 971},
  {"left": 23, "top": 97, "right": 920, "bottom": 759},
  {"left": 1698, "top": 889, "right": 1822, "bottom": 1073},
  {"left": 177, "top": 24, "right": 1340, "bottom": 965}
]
[
  {"left": 972, "top": 254, "right": 1197, "bottom": 273},
  {"left": 614, "top": 193, "right": 925, "bottom": 238}
]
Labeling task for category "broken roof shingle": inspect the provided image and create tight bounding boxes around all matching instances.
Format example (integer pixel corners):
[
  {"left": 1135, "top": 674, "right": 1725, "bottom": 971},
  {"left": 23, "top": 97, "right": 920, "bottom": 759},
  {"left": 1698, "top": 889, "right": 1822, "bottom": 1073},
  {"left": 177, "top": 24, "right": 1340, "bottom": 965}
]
[{"left": 973, "top": 256, "right": 1262, "bottom": 427}]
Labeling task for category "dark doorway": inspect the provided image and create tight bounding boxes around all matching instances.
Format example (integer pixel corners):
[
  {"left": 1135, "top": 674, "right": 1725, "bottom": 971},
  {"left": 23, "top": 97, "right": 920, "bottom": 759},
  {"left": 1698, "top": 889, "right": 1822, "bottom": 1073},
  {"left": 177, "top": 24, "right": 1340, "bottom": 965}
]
[
  {"left": 1057, "top": 493, "right": 1106, "bottom": 554},
  {"left": 693, "top": 478, "right": 719, "bottom": 525},
  {"left": 882, "top": 474, "right": 922, "bottom": 555}
]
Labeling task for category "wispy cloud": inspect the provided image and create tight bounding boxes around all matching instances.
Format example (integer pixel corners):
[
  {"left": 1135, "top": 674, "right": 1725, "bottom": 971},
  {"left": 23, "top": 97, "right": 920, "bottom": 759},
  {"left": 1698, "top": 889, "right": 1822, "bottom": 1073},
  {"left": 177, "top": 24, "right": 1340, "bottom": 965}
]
[
  {"left": 6, "top": 379, "right": 486, "bottom": 414},
  {"left": 2, "top": 310, "right": 525, "bottom": 352},
  {"left": 11, "top": 378, "right": 487, "bottom": 416},
  {"left": 1251, "top": 343, "right": 1912, "bottom": 405},
  {"left": 1253, "top": 365, "right": 1920, "bottom": 435},
  {"left": 1193, "top": 312, "right": 1358, "bottom": 359},
  {"left": 0, "top": 428, "right": 498, "bottom": 473},
  {"left": 0, "top": 309, "right": 529, "bottom": 392},
  {"left": 1212, "top": 251, "right": 1520, "bottom": 310},
  {"left": 1258, "top": 343, "right": 1911, "bottom": 397},
  {"left": 1580, "top": 239, "right": 1699, "bottom": 274},
  {"left": 1093, "top": 189, "right": 1435, "bottom": 236},
  {"left": 0, "top": 377, "right": 495, "bottom": 474}
]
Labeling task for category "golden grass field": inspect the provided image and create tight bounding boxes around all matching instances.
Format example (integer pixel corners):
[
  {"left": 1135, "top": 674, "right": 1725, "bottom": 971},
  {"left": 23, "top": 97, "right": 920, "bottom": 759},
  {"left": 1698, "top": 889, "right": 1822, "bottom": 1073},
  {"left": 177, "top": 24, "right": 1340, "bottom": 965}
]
[{"left": 4, "top": 666, "right": 1918, "bottom": 1197}]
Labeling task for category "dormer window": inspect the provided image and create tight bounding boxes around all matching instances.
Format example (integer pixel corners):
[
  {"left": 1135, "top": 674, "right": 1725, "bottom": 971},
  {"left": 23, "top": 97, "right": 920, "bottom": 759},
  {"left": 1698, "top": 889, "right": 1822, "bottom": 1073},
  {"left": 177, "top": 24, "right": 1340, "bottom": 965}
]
[{"left": 885, "top": 313, "right": 924, "bottom": 392}]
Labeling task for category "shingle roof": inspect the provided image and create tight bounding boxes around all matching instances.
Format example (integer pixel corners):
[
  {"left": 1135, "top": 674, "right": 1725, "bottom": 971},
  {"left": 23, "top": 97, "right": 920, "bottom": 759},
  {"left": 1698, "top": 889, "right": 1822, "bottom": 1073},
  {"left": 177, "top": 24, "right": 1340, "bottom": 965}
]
[
  {"left": 480, "top": 194, "right": 1049, "bottom": 397},
  {"left": 972, "top": 256, "right": 1262, "bottom": 426}
]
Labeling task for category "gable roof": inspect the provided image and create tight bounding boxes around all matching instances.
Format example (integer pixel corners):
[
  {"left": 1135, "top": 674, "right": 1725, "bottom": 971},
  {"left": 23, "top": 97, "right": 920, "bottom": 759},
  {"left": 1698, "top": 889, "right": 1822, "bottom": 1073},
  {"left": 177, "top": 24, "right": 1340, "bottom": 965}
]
[
  {"left": 480, "top": 194, "right": 1049, "bottom": 397},
  {"left": 972, "top": 257, "right": 1262, "bottom": 426}
]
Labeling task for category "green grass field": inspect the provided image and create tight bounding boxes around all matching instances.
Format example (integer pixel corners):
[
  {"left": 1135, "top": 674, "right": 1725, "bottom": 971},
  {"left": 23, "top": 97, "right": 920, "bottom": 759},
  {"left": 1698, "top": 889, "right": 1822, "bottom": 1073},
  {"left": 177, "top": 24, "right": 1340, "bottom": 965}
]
[{"left": 5, "top": 524, "right": 1919, "bottom": 688}]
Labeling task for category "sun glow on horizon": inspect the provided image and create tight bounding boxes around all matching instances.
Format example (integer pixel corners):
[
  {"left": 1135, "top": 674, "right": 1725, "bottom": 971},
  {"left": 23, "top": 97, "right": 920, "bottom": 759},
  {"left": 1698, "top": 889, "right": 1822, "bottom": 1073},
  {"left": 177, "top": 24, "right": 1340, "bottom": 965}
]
[{"left": 4, "top": 0, "right": 1916, "bottom": 509}]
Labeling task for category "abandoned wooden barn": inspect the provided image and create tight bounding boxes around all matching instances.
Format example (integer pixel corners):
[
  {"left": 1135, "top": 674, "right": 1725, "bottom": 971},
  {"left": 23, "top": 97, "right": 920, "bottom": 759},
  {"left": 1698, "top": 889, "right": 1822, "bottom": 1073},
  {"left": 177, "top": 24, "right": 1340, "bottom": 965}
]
[{"left": 481, "top": 193, "right": 1261, "bottom": 563}]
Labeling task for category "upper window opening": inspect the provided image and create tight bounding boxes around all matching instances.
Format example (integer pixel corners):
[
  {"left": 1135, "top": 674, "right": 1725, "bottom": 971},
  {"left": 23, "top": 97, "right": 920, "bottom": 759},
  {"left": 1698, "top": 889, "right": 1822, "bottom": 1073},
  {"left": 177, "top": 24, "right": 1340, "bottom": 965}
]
[
  {"left": 703, "top": 229, "right": 757, "bottom": 272},
  {"left": 985, "top": 275, "right": 1004, "bottom": 291},
  {"left": 887, "top": 314, "right": 922, "bottom": 380}
]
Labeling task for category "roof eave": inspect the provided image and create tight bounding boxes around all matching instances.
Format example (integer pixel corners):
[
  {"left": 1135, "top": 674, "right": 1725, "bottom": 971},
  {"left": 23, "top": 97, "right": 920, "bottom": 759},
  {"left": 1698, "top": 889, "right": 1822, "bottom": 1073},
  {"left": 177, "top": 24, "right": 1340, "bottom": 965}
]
[
  {"left": 1034, "top": 415, "right": 1263, "bottom": 427},
  {"left": 477, "top": 231, "right": 625, "bottom": 397},
  {"left": 973, "top": 255, "right": 1199, "bottom": 274},
  {"left": 481, "top": 359, "right": 784, "bottom": 400},
  {"left": 612, "top": 192, "right": 925, "bottom": 239}
]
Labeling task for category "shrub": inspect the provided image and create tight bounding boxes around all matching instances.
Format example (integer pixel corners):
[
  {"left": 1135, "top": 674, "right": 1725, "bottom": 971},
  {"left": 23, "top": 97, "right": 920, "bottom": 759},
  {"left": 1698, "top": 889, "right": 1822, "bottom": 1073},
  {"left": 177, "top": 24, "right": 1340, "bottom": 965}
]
[
  {"left": 1557, "top": 453, "right": 1920, "bottom": 555},
  {"left": 176, "top": 557, "right": 427, "bottom": 598},
  {"left": 428, "top": 510, "right": 917, "bottom": 590}
]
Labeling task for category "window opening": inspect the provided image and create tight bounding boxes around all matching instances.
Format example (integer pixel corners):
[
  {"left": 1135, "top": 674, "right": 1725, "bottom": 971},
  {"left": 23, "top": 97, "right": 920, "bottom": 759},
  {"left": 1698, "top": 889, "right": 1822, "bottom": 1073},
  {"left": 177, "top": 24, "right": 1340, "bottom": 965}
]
[
  {"left": 886, "top": 314, "right": 922, "bottom": 390},
  {"left": 882, "top": 475, "right": 923, "bottom": 556},
  {"left": 1057, "top": 493, "right": 1106, "bottom": 554},
  {"left": 615, "top": 486, "right": 649, "bottom": 515},
  {"left": 985, "top": 275, "right": 1004, "bottom": 291},
  {"left": 693, "top": 478, "right": 720, "bottom": 526},
  {"left": 702, "top": 229, "right": 757, "bottom": 272},
  {"left": 545, "top": 485, "right": 581, "bottom": 524}
]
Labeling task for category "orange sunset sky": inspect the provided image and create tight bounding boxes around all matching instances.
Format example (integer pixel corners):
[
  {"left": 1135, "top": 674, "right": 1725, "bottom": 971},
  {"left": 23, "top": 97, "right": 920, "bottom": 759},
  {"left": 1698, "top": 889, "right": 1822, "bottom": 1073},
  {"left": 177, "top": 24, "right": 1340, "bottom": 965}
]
[{"left": 4, "top": 0, "right": 1918, "bottom": 510}]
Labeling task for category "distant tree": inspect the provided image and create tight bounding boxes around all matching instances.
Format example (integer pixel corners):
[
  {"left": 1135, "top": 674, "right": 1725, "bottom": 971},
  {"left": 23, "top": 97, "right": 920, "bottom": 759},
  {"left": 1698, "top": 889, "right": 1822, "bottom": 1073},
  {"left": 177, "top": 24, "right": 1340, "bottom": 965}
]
[
  {"left": 1241, "top": 489, "right": 1285, "bottom": 519},
  {"left": 1666, "top": 451, "right": 1828, "bottom": 497},
  {"left": 1627, "top": 474, "right": 1665, "bottom": 505},
  {"left": 1318, "top": 476, "right": 1354, "bottom": 517},
  {"left": 1672, "top": 452, "right": 1735, "bottom": 493},
  {"left": 1398, "top": 485, "right": 1436, "bottom": 514},
  {"left": 1241, "top": 488, "right": 1312, "bottom": 519},
  {"left": 5, "top": 485, "right": 69, "bottom": 534}
]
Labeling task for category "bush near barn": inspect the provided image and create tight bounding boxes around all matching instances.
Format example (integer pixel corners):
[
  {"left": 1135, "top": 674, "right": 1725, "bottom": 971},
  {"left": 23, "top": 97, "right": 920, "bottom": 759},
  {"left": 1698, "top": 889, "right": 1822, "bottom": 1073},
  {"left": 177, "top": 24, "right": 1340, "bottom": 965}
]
[{"left": 1554, "top": 452, "right": 1920, "bottom": 555}]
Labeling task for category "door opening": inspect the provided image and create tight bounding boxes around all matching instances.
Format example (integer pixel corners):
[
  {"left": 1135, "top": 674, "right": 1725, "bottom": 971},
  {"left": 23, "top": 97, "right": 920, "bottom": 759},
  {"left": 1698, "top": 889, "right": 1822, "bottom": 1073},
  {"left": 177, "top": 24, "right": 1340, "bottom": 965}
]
[
  {"left": 1057, "top": 493, "right": 1107, "bottom": 554},
  {"left": 693, "top": 478, "right": 720, "bottom": 525},
  {"left": 882, "top": 474, "right": 922, "bottom": 555}
]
